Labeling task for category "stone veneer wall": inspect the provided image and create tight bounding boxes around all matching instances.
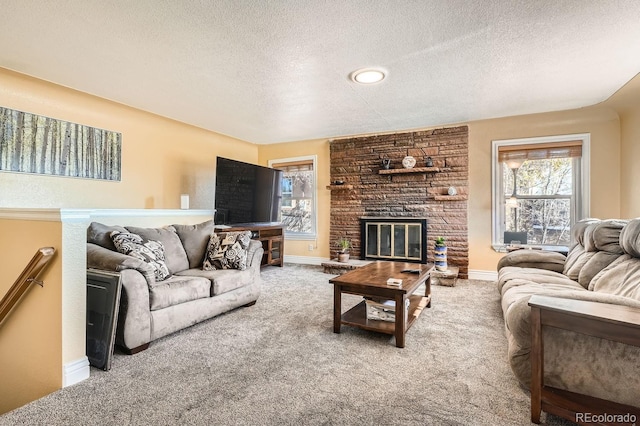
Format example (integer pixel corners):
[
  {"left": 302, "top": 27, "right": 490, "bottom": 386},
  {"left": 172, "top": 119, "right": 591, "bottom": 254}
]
[{"left": 329, "top": 126, "right": 469, "bottom": 277}]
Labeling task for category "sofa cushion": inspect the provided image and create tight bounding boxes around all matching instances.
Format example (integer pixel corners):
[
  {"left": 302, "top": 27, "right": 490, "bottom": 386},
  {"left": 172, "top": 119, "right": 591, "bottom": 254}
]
[
  {"left": 87, "top": 242, "right": 156, "bottom": 285},
  {"left": 567, "top": 219, "right": 628, "bottom": 288},
  {"left": 496, "top": 249, "right": 566, "bottom": 272},
  {"left": 175, "top": 268, "right": 254, "bottom": 295},
  {"left": 498, "top": 266, "right": 581, "bottom": 295},
  {"left": 577, "top": 251, "right": 622, "bottom": 289},
  {"left": 203, "top": 231, "right": 252, "bottom": 270},
  {"left": 582, "top": 223, "right": 599, "bottom": 252},
  {"left": 564, "top": 246, "right": 596, "bottom": 282},
  {"left": 501, "top": 280, "right": 587, "bottom": 322},
  {"left": 87, "top": 221, "right": 128, "bottom": 251},
  {"left": 562, "top": 219, "right": 599, "bottom": 279},
  {"left": 172, "top": 220, "right": 215, "bottom": 269},
  {"left": 589, "top": 255, "right": 640, "bottom": 301},
  {"left": 592, "top": 219, "right": 627, "bottom": 254},
  {"left": 620, "top": 218, "right": 640, "bottom": 258},
  {"left": 126, "top": 226, "right": 190, "bottom": 274},
  {"left": 111, "top": 231, "right": 171, "bottom": 281},
  {"left": 568, "top": 218, "right": 600, "bottom": 250},
  {"left": 148, "top": 275, "right": 211, "bottom": 310}
]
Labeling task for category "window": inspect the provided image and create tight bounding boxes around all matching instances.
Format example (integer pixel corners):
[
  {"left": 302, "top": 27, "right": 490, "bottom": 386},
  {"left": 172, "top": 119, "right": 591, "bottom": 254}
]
[
  {"left": 269, "top": 155, "right": 317, "bottom": 239},
  {"left": 492, "top": 134, "right": 590, "bottom": 250}
]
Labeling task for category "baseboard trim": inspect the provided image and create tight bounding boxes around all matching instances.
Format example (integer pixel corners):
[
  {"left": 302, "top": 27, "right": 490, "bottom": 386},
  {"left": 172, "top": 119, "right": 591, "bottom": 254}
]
[
  {"left": 63, "top": 356, "right": 90, "bottom": 387},
  {"left": 284, "top": 255, "right": 329, "bottom": 266},
  {"left": 284, "top": 257, "right": 498, "bottom": 281},
  {"left": 468, "top": 269, "right": 497, "bottom": 282},
  {"left": 284, "top": 258, "right": 498, "bottom": 282}
]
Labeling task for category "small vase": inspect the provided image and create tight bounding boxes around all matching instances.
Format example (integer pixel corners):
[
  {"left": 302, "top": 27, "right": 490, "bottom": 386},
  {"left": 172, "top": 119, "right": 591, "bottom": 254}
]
[
  {"left": 434, "top": 245, "right": 448, "bottom": 271},
  {"left": 425, "top": 156, "right": 434, "bottom": 167},
  {"left": 338, "top": 252, "right": 350, "bottom": 263},
  {"left": 402, "top": 156, "right": 416, "bottom": 169}
]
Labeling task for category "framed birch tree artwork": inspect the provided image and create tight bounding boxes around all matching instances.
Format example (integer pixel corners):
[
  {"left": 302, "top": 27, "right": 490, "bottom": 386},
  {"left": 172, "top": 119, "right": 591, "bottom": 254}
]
[{"left": 0, "top": 106, "right": 122, "bottom": 181}]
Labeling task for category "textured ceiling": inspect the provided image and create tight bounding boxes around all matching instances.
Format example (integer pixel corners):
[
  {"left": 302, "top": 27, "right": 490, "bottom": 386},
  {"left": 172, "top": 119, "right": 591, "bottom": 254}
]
[{"left": 1, "top": 1, "right": 640, "bottom": 144}]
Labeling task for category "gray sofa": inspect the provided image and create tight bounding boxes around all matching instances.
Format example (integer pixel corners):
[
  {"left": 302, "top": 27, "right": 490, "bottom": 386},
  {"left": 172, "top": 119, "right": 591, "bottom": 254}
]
[
  {"left": 497, "top": 218, "right": 640, "bottom": 408},
  {"left": 86, "top": 220, "right": 263, "bottom": 353}
]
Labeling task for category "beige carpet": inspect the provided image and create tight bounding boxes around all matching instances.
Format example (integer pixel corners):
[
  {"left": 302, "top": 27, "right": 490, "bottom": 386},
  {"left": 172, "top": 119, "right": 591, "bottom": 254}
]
[{"left": 0, "top": 265, "right": 574, "bottom": 425}]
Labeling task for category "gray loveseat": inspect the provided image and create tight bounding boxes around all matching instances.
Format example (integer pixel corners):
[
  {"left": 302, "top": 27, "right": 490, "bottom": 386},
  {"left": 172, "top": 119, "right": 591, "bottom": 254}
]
[
  {"left": 87, "top": 220, "right": 262, "bottom": 353},
  {"left": 497, "top": 218, "right": 640, "bottom": 408}
]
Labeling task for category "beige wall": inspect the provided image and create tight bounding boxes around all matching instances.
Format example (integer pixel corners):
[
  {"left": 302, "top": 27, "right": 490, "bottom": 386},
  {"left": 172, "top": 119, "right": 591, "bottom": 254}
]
[
  {"left": 619, "top": 110, "right": 640, "bottom": 217},
  {"left": 0, "top": 67, "right": 258, "bottom": 209},
  {"left": 258, "top": 139, "right": 331, "bottom": 259},
  {"left": 0, "top": 219, "right": 62, "bottom": 414},
  {"left": 2, "top": 63, "right": 637, "bottom": 413},
  {"left": 0, "top": 67, "right": 256, "bottom": 413},
  {"left": 604, "top": 73, "right": 640, "bottom": 218},
  {"left": 258, "top": 104, "right": 623, "bottom": 271},
  {"left": 3, "top": 65, "right": 637, "bottom": 271},
  {"left": 467, "top": 106, "right": 621, "bottom": 272}
]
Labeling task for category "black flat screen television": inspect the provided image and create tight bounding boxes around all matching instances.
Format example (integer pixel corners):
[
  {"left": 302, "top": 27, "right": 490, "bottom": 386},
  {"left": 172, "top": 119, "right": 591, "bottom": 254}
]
[{"left": 214, "top": 157, "right": 283, "bottom": 225}]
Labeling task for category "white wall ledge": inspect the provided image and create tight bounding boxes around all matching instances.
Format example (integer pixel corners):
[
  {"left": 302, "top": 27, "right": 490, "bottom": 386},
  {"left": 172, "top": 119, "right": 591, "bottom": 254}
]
[{"left": 0, "top": 208, "right": 215, "bottom": 222}]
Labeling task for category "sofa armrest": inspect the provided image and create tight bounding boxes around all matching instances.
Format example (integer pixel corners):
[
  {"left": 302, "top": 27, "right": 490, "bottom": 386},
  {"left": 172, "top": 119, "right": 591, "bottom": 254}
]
[
  {"left": 247, "top": 240, "right": 265, "bottom": 268},
  {"left": 506, "top": 291, "right": 640, "bottom": 354},
  {"left": 528, "top": 294, "right": 640, "bottom": 413},
  {"left": 504, "top": 288, "right": 640, "bottom": 392},
  {"left": 497, "top": 249, "right": 566, "bottom": 272},
  {"left": 542, "top": 289, "right": 640, "bottom": 309},
  {"left": 115, "top": 269, "right": 152, "bottom": 351},
  {"left": 87, "top": 242, "right": 155, "bottom": 286}
]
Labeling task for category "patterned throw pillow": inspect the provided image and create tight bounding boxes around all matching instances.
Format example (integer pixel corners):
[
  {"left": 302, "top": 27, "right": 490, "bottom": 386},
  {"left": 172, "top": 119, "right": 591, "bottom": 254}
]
[
  {"left": 111, "top": 231, "right": 171, "bottom": 281},
  {"left": 203, "top": 231, "right": 252, "bottom": 270}
]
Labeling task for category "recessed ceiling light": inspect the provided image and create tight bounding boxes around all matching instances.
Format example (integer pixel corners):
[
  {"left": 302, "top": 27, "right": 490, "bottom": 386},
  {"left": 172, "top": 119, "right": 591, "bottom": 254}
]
[{"left": 350, "top": 68, "right": 386, "bottom": 84}]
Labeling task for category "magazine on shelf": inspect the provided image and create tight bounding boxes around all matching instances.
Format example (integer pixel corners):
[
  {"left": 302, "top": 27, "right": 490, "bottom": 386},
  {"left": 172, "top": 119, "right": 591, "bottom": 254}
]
[{"left": 364, "top": 298, "right": 410, "bottom": 322}]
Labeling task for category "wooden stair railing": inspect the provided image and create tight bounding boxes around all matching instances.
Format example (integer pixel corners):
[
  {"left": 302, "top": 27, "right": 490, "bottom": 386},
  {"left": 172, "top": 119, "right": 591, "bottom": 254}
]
[{"left": 0, "top": 247, "right": 56, "bottom": 327}]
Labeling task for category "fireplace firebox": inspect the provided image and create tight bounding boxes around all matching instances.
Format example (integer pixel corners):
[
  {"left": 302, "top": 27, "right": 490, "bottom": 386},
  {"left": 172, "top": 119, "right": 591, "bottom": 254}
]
[{"left": 360, "top": 217, "right": 427, "bottom": 263}]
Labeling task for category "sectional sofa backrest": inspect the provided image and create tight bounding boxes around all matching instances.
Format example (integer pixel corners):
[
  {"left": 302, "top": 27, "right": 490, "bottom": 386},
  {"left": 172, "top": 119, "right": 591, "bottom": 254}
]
[
  {"left": 562, "top": 219, "right": 628, "bottom": 289},
  {"left": 589, "top": 218, "right": 640, "bottom": 301}
]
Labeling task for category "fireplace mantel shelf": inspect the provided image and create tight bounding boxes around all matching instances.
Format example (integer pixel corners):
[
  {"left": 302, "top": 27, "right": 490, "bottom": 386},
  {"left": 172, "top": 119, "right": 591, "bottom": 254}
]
[
  {"left": 378, "top": 166, "right": 444, "bottom": 175},
  {"left": 326, "top": 184, "right": 354, "bottom": 190}
]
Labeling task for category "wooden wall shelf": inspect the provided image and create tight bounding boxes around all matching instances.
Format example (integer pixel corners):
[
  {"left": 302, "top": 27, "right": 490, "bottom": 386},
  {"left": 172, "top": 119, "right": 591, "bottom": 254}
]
[
  {"left": 433, "top": 195, "right": 467, "bottom": 201},
  {"left": 326, "top": 184, "right": 353, "bottom": 190},
  {"left": 378, "top": 167, "right": 440, "bottom": 175}
]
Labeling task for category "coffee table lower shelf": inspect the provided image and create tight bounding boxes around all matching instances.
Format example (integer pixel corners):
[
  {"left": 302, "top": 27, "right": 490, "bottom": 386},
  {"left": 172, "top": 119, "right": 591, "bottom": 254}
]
[{"left": 341, "top": 294, "right": 431, "bottom": 335}]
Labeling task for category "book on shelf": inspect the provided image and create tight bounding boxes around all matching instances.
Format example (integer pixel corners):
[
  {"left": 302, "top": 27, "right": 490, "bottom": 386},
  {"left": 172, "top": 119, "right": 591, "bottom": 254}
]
[{"left": 364, "top": 298, "right": 410, "bottom": 322}]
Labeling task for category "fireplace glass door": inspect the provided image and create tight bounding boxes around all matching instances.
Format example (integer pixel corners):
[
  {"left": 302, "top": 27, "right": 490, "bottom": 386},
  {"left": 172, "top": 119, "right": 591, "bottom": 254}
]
[{"left": 365, "top": 222, "right": 423, "bottom": 261}]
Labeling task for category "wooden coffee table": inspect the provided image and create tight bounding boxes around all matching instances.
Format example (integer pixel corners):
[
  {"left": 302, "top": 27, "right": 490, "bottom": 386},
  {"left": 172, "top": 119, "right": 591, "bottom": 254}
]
[{"left": 329, "top": 261, "right": 433, "bottom": 348}]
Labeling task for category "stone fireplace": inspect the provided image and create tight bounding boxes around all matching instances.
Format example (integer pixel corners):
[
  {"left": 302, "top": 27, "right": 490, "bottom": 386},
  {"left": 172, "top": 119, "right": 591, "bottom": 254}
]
[
  {"left": 360, "top": 217, "right": 427, "bottom": 263},
  {"left": 329, "top": 126, "right": 469, "bottom": 278}
]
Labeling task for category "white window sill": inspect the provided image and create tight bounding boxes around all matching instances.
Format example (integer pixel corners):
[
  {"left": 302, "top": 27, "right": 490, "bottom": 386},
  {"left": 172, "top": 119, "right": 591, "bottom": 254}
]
[
  {"left": 492, "top": 244, "right": 569, "bottom": 254},
  {"left": 285, "top": 233, "right": 317, "bottom": 241}
]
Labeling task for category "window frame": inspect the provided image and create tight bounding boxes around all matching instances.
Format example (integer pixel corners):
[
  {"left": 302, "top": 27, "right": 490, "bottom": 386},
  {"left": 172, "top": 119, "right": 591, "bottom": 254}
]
[
  {"left": 268, "top": 155, "right": 318, "bottom": 240},
  {"left": 491, "top": 134, "right": 590, "bottom": 251}
]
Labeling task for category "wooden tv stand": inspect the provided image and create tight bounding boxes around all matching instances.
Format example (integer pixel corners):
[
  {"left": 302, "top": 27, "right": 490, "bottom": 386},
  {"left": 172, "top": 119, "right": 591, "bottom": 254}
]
[{"left": 218, "top": 223, "right": 284, "bottom": 267}]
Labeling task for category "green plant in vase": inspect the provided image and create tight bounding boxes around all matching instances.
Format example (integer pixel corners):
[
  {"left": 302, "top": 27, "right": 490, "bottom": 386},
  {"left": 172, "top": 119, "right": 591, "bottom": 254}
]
[
  {"left": 434, "top": 236, "right": 448, "bottom": 271},
  {"left": 336, "top": 236, "right": 351, "bottom": 263}
]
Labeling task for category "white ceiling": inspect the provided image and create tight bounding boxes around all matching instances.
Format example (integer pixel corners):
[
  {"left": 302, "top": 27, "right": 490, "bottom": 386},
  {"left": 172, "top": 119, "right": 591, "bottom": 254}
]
[{"left": 1, "top": 1, "right": 640, "bottom": 144}]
